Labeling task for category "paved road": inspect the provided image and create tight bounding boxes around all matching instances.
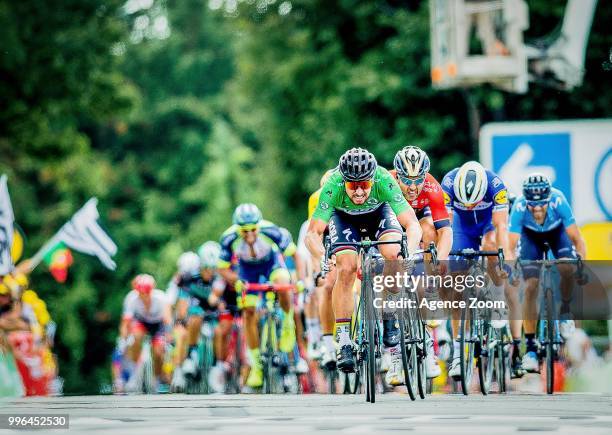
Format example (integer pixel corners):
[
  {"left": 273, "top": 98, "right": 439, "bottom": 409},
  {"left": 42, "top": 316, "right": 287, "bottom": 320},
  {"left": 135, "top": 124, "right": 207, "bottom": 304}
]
[{"left": 2, "top": 393, "right": 612, "bottom": 434}]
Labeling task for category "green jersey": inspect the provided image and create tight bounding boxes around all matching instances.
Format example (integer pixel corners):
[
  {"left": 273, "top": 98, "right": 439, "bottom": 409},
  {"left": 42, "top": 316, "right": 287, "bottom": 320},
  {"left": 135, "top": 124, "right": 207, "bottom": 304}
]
[{"left": 312, "top": 167, "right": 410, "bottom": 222}]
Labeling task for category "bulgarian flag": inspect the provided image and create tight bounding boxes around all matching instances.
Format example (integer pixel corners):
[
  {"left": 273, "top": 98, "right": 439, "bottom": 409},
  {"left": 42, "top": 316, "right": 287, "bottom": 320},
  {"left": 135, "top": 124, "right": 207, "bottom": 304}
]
[{"left": 42, "top": 242, "right": 74, "bottom": 283}]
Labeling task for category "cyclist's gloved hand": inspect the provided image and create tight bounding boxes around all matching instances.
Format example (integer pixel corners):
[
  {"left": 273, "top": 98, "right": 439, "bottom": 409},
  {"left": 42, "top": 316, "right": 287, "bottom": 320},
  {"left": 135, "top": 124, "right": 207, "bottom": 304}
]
[
  {"left": 234, "top": 279, "right": 246, "bottom": 293},
  {"left": 499, "top": 263, "right": 512, "bottom": 280},
  {"left": 576, "top": 271, "right": 589, "bottom": 286}
]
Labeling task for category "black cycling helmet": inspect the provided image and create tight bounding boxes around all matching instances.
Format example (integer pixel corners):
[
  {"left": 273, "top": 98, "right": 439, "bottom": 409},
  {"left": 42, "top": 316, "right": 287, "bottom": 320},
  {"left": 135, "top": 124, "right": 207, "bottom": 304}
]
[
  {"left": 523, "top": 173, "right": 551, "bottom": 201},
  {"left": 338, "top": 148, "right": 377, "bottom": 182}
]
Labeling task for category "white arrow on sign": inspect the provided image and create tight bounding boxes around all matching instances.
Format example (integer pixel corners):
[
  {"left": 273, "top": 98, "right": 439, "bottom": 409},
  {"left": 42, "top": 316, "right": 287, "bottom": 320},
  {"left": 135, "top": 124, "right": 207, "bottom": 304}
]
[{"left": 498, "top": 143, "right": 556, "bottom": 196}]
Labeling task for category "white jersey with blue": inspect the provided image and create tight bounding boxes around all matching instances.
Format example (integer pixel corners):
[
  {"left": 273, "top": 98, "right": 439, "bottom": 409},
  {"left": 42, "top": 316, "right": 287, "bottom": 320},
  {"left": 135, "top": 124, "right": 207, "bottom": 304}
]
[
  {"left": 441, "top": 168, "right": 509, "bottom": 237},
  {"left": 509, "top": 188, "right": 575, "bottom": 233}
]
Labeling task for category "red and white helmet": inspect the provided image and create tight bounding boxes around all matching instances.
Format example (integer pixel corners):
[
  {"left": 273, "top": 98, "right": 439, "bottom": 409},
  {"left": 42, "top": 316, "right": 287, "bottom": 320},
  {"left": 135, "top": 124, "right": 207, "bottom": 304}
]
[{"left": 132, "top": 274, "right": 156, "bottom": 294}]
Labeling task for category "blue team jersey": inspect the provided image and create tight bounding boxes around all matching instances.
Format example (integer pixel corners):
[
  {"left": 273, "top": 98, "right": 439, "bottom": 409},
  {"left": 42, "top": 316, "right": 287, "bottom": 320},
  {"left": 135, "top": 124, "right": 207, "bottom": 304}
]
[
  {"left": 218, "top": 220, "right": 296, "bottom": 268},
  {"left": 509, "top": 188, "right": 575, "bottom": 233},
  {"left": 441, "top": 168, "right": 509, "bottom": 235}
]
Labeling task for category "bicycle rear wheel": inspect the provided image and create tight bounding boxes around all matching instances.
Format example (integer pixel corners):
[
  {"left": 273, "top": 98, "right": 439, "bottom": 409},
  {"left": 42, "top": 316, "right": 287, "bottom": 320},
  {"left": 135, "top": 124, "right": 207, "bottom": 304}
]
[
  {"left": 398, "top": 299, "right": 416, "bottom": 401},
  {"left": 415, "top": 319, "right": 427, "bottom": 399},
  {"left": 459, "top": 306, "right": 475, "bottom": 396},
  {"left": 496, "top": 340, "right": 507, "bottom": 393},
  {"left": 262, "top": 317, "right": 276, "bottom": 394},
  {"left": 142, "top": 341, "right": 155, "bottom": 394}
]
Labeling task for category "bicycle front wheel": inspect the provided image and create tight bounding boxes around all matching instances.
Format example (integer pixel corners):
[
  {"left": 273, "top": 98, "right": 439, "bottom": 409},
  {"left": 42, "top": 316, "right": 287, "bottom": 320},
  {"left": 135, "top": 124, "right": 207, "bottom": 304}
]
[
  {"left": 459, "top": 306, "right": 475, "bottom": 395},
  {"left": 545, "top": 288, "right": 555, "bottom": 395},
  {"left": 477, "top": 321, "right": 494, "bottom": 395},
  {"left": 362, "top": 252, "right": 377, "bottom": 403}
]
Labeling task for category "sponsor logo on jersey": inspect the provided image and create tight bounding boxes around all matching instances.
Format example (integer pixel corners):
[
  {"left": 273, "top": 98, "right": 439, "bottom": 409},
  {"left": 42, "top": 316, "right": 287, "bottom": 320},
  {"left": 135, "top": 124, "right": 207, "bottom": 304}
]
[
  {"left": 320, "top": 202, "right": 329, "bottom": 210},
  {"left": 549, "top": 196, "right": 563, "bottom": 209},
  {"left": 443, "top": 176, "right": 453, "bottom": 188},
  {"left": 443, "top": 192, "right": 451, "bottom": 205},
  {"left": 494, "top": 189, "right": 508, "bottom": 204},
  {"left": 453, "top": 200, "right": 493, "bottom": 211},
  {"left": 393, "top": 194, "right": 403, "bottom": 203},
  {"left": 492, "top": 177, "right": 502, "bottom": 188},
  {"left": 366, "top": 197, "right": 380, "bottom": 206}
]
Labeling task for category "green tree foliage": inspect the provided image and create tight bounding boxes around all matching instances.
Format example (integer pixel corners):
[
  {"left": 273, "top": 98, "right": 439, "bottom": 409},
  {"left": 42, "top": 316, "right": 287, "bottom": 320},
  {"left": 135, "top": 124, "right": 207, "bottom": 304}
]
[{"left": 0, "top": 0, "right": 610, "bottom": 393}]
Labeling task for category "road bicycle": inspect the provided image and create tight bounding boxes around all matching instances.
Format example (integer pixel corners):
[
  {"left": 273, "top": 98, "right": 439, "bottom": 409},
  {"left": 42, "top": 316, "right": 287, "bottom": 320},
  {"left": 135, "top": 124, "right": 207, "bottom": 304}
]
[
  {"left": 245, "top": 283, "right": 299, "bottom": 394},
  {"left": 516, "top": 245, "right": 585, "bottom": 394},
  {"left": 449, "top": 248, "right": 508, "bottom": 395},
  {"left": 323, "top": 233, "right": 435, "bottom": 403},
  {"left": 185, "top": 311, "right": 217, "bottom": 394}
]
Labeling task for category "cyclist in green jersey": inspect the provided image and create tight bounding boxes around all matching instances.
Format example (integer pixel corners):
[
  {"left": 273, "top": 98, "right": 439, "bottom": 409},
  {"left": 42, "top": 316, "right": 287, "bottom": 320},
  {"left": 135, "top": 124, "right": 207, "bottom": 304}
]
[{"left": 306, "top": 148, "right": 422, "bottom": 375}]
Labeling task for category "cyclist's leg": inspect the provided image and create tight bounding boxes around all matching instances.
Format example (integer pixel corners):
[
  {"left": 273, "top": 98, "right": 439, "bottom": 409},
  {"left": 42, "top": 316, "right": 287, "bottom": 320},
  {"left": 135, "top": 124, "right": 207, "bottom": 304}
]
[
  {"left": 211, "top": 309, "right": 233, "bottom": 392},
  {"left": 173, "top": 295, "right": 190, "bottom": 367},
  {"left": 304, "top": 284, "right": 321, "bottom": 358},
  {"left": 268, "top": 260, "right": 296, "bottom": 354},
  {"left": 128, "top": 320, "right": 146, "bottom": 363},
  {"left": 520, "top": 228, "right": 545, "bottom": 371},
  {"left": 329, "top": 212, "right": 360, "bottom": 371},
  {"left": 447, "top": 222, "right": 481, "bottom": 376},
  {"left": 318, "top": 266, "right": 337, "bottom": 366},
  {"left": 237, "top": 264, "right": 263, "bottom": 387},
  {"left": 549, "top": 226, "right": 578, "bottom": 313},
  {"left": 214, "top": 311, "right": 233, "bottom": 364},
  {"left": 150, "top": 323, "right": 167, "bottom": 381},
  {"left": 418, "top": 214, "right": 444, "bottom": 378},
  {"left": 371, "top": 204, "right": 405, "bottom": 383}
]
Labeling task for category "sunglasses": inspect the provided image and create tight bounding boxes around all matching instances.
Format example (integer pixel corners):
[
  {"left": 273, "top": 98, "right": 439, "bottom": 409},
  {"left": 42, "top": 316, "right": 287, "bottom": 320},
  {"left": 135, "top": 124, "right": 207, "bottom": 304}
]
[
  {"left": 526, "top": 199, "right": 549, "bottom": 208},
  {"left": 239, "top": 224, "right": 259, "bottom": 234},
  {"left": 399, "top": 175, "right": 425, "bottom": 186},
  {"left": 345, "top": 180, "right": 373, "bottom": 190}
]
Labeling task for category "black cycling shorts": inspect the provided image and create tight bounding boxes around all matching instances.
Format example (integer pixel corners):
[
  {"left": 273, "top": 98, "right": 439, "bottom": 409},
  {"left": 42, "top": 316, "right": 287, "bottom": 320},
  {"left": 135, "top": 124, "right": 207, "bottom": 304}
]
[{"left": 327, "top": 203, "right": 403, "bottom": 254}]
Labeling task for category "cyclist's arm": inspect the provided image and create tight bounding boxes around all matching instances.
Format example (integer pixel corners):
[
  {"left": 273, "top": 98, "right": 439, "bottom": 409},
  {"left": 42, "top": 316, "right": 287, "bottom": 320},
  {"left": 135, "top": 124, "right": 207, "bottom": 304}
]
[
  {"left": 565, "top": 224, "right": 586, "bottom": 259},
  {"left": 162, "top": 299, "right": 172, "bottom": 327},
  {"left": 306, "top": 218, "right": 327, "bottom": 260},
  {"left": 119, "top": 317, "right": 130, "bottom": 339},
  {"left": 396, "top": 207, "right": 422, "bottom": 257},
  {"left": 218, "top": 267, "right": 238, "bottom": 286},
  {"left": 294, "top": 250, "right": 306, "bottom": 283},
  {"left": 436, "top": 226, "right": 452, "bottom": 261},
  {"left": 120, "top": 294, "right": 134, "bottom": 338},
  {"left": 509, "top": 232, "right": 520, "bottom": 254},
  {"left": 428, "top": 180, "right": 452, "bottom": 260},
  {"left": 492, "top": 208, "right": 514, "bottom": 260}
]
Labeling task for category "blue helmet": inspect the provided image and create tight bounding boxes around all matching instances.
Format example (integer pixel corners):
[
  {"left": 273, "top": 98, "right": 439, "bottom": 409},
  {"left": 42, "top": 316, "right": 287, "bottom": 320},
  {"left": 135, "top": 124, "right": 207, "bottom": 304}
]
[
  {"left": 523, "top": 173, "right": 551, "bottom": 201},
  {"left": 232, "top": 203, "right": 262, "bottom": 226}
]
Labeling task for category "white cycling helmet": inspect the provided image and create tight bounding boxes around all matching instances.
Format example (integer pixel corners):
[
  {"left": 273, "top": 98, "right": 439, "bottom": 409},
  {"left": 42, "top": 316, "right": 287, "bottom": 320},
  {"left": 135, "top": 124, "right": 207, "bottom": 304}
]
[
  {"left": 393, "top": 146, "right": 430, "bottom": 178},
  {"left": 177, "top": 251, "right": 200, "bottom": 274},
  {"left": 453, "top": 161, "right": 488, "bottom": 205},
  {"left": 198, "top": 241, "right": 221, "bottom": 269}
]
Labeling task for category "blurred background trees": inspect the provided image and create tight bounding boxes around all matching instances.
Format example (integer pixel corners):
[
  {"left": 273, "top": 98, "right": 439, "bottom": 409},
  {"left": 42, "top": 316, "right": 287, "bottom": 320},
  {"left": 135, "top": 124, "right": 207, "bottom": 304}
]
[{"left": 0, "top": 0, "right": 610, "bottom": 393}]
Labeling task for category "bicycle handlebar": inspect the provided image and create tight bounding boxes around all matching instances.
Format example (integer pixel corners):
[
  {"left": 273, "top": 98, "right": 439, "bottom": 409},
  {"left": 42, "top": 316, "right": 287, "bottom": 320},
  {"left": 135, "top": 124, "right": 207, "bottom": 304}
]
[
  {"left": 449, "top": 248, "right": 505, "bottom": 271},
  {"left": 321, "top": 234, "right": 438, "bottom": 278},
  {"left": 244, "top": 283, "right": 296, "bottom": 292}
]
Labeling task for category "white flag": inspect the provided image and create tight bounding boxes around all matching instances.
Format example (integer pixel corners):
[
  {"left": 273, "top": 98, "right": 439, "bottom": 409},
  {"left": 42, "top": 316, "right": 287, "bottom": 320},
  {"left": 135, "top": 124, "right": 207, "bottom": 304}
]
[
  {"left": 0, "top": 175, "right": 14, "bottom": 275},
  {"left": 57, "top": 198, "right": 118, "bottom": 270}
]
